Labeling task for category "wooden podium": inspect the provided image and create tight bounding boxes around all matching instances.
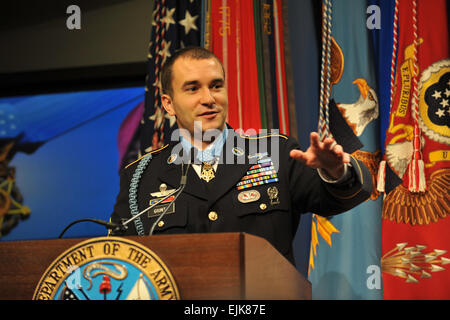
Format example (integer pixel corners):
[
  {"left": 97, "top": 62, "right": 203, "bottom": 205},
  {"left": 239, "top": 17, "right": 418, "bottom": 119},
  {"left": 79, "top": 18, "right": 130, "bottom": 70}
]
[{"left": 0, "top": 233, "right": 311, "bottom": 300}]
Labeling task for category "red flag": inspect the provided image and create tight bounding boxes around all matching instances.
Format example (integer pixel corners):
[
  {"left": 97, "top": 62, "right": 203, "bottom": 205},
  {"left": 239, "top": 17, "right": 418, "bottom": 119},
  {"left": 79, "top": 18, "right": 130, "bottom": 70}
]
[
  {"left": 209, "top": 0, "right": 262, "bottom": 132},
  {"left": 381, "top": 0, "right": 450, "bottom": 299}
]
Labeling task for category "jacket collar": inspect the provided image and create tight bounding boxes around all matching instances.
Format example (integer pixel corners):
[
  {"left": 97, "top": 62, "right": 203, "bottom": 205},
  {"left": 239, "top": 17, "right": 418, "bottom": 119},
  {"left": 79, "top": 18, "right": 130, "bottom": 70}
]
[{"left": 157, "top": 125, "right": 254, "bottom": 203}]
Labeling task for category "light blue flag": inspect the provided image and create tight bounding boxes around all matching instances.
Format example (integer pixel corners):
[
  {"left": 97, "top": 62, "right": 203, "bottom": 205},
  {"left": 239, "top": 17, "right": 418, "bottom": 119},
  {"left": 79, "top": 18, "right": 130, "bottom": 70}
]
[
  {"left": 308, "top": 0, "right": 383, "bottom": 299},
  {"left": 0, "top": 87, "right": 145, "bottom": 239}
]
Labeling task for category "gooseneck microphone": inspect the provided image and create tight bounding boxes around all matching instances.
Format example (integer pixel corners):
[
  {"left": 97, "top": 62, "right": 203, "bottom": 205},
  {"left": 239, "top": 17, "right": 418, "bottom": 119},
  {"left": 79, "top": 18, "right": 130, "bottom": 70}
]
[
  {"left": 58, "top": 219, "right": 125, "bottom": 239},
  {"left": 58, "top": 162, "right": 190, "bottom": 239}
]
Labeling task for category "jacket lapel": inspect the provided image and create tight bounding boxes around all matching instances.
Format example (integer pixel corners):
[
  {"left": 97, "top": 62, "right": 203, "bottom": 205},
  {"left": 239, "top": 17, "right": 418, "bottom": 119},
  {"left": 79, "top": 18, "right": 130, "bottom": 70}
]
[
  {"left": 156, "top": 142, "right": 179, "bottom": 189},
  {"left": 157, "top": 141, "right": 208, "bottom": 201},
  {"left": 207, "top": 131, "right": 253, "bottom": 206}
]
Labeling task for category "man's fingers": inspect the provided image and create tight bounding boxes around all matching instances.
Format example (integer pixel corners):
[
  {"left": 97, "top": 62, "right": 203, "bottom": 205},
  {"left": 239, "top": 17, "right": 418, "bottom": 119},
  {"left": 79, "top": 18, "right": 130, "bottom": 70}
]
[
  {"left": 310, "top": 132, "right": 321, "bottom": 149},
  {"left": 294, "top": 133, "right": 351, "bottom": 169},
  {"left": 290, "top": 149, "right": 321, "bottom": 168},
  {"left": 323, "top": 137, "right": 335, "bottom": 150},
  {"left": 342, "top": 152, "right": 351, "bottom": 163},
  {"left": 333, "top": 144, "right": 344, "bottom": 155},
  {"left": 332, "top": 144, "right": 351, "bottom": 164},
  {"left": 289, "top": 149, "right": 306, "bottom": 162},
  {"left": 290, "top": 149, "right": 314, "bottom": 164}
]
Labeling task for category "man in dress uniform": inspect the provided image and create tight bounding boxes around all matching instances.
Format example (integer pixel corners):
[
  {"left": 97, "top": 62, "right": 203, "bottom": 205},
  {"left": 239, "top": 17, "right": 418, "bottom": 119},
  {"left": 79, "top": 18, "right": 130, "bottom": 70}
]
[{"left": 110, "top": 47, "right": 372, "bottom": 266}]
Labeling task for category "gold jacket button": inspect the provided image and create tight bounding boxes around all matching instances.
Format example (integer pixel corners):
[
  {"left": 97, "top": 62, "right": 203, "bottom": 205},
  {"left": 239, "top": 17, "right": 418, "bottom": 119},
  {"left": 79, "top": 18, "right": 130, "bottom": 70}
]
[
  {"left": 208, "top": 211, "right": 218, "bottom": 221},
  {"left": 259, "top": 203, "right": 267, "bottom": 211},
  {"left": 157, "top": 220, "right": 165, "bottom": 228}
]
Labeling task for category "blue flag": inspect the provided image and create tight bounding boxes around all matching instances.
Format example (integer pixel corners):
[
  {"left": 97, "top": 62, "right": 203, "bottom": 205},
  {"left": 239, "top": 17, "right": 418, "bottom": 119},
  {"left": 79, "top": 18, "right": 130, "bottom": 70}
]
[
  {"left": 308, "top": 0, "right": 383, "bottom": 299},
  {"left": 0, "top": 87, "right": 144, "bottom": 237},
  {"left": 0, "top": 87, "right": 144, "bottom": 151}
]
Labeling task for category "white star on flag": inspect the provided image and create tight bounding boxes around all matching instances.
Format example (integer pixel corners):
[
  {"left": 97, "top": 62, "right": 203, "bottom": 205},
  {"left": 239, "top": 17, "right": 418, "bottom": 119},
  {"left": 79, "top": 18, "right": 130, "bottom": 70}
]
[
  {"left": 432, "top": 90, "right": 442, "bottom": 100},
  {"left": 0, "top": 108, "right": 18, "bottom": 137},
  {"left": 162, "top": 7, "right": 176, "bottom": 30},
  {"left": 435, "top": 109, "right": 445, "bottom": 118},
  {"left": 149, "top": 107, "right": 177, "bottom": 128},
  {"left": 149, "top": 107, "right": 165, "bottom": 128},
  {"left": 140, "top": 0, "right": 202, "bottom": 154},
  {"left": 440, "top": 98, "right": 449, "bottom": 108},
  {"left": 152, "top": 77, "right": 163, "bottom": 93},
  {"left": 179, "top": 10, "right": 198, "bottom": 34},
  {"left": 165, "top": 112, "right": 177, "bottom": 127},
  {"left": 158, "top": 40, "right": 172, "bottom": 64}
]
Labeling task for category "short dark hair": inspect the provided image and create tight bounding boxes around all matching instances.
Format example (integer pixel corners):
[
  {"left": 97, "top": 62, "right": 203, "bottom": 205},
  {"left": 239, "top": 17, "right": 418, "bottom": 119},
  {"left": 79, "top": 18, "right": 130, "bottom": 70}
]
[{"left": 161, "top": 46, "right": 224, "bottom": 96}]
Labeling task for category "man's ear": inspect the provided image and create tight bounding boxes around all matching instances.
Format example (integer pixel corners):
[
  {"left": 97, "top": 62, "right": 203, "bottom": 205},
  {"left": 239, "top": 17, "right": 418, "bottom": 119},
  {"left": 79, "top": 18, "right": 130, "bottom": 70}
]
[{"left": 161, "top": 94, "right": 175, "bottom": 116}]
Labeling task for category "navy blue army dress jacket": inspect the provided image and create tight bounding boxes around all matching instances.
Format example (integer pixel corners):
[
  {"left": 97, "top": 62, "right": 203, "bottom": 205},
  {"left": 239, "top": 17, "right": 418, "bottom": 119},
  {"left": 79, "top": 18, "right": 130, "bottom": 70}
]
[{"left": 110, "top": 128, "right": 372, "bottom": 265}]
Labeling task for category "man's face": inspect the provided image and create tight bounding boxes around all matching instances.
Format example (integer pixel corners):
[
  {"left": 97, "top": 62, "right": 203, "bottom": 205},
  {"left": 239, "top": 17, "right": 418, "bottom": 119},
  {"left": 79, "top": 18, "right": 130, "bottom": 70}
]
[{"left": 161, "top": 57, "right": 228, "bottom": 140}]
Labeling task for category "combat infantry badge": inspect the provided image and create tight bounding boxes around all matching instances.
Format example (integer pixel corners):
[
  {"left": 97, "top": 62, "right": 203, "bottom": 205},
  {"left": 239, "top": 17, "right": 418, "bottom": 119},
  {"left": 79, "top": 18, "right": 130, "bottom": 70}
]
[{"left": 267, "top": 186, "right": 280, "bottom": 205}]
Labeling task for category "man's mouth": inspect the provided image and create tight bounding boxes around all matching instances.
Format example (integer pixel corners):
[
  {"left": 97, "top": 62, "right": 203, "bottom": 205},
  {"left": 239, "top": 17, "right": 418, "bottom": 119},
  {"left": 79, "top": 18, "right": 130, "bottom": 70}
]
[{"left": 199, "top": 110, "right": 219, "bottom": 119}]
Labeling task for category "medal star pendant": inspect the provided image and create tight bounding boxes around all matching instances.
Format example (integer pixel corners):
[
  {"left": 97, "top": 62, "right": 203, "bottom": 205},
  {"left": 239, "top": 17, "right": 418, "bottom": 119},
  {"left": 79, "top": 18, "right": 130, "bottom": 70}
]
[{"left": 200, "top": 162, "right": 215, "bottom": 182}]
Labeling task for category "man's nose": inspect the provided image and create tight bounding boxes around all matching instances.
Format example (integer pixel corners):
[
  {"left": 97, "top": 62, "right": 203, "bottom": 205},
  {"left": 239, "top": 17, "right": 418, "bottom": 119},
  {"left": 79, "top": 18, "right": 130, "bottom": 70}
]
[{"left": 199, "top": 88, "right": 215, "bottom": 106}]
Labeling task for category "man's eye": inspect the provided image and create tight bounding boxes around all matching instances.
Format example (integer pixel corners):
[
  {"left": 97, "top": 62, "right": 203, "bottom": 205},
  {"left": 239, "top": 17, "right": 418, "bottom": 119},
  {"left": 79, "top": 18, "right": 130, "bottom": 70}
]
[{"left": 187, "top": 86, "right": 198, "bottom": 92}]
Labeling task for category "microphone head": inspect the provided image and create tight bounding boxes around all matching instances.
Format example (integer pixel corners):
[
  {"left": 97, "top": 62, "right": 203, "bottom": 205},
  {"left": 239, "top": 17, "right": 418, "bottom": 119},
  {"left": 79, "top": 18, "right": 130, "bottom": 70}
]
[{"left": 110, "top": 219, "right": 128, "bottom": 235}]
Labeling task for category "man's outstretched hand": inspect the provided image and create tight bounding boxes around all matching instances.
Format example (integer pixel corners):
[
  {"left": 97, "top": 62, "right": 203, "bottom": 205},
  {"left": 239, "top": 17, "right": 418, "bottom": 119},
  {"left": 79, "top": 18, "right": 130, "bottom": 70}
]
[{"left": 289, "top": 132, "right": 350, "bottom": 180}]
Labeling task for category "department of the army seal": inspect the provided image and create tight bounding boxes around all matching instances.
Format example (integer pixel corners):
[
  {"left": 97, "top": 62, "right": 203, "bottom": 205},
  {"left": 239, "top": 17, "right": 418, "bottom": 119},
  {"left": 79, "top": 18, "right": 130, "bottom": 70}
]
[{"left": 33, "top": 237, "right": 179, "bottom": 300}]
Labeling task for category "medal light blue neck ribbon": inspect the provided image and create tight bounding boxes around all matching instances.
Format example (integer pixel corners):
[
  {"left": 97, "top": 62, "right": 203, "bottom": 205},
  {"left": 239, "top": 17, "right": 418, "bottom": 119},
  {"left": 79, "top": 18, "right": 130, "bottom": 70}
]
[{"left": 180, "top": 128, "right": 228, "bottom": 163}]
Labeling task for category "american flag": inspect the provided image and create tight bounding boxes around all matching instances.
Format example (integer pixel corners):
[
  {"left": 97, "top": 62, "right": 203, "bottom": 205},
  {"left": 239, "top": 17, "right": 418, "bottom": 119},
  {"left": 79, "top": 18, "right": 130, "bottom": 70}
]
[{"left": 139, "top": 0, "right": 202, "bottom": 155}]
